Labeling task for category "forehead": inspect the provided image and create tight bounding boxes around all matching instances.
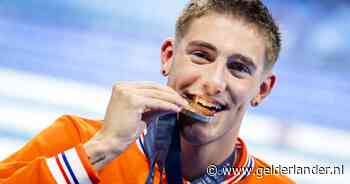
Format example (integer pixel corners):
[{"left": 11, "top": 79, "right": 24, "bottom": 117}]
[{"left": 180, "top": 13, "right": 267, "bottom": 68}]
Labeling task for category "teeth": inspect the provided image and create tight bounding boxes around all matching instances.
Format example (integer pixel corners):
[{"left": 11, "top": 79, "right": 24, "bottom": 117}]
[
  {"left": 197, "top": 98, "right": 222, "bottom": 111},
  {"left": 183, "top": 93, "right": 224, "bottom": 112}
]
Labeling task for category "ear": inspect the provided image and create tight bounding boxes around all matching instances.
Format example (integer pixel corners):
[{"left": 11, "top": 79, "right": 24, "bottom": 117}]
[
  {"left": 160, "top": 38, "right": 175, "bottom": 76},
  {"left": 251, "top": 72, "right": 276, "bottom": 107}
]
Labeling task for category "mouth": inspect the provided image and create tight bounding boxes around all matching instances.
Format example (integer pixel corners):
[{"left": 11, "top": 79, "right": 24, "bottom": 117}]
[{"left": 182, "top": 93, "right": 227, "bottom": 117}]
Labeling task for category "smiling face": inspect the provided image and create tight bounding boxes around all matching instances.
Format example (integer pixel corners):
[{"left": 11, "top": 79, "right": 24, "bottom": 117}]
[{"left": 161, "top": 13, "right": 276, "bottom": 145}]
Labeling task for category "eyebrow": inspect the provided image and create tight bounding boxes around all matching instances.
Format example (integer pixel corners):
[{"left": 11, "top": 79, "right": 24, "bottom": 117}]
[
  {"left": 228, "top": 54, "right": 257, "bottom": 72},
  {"left": 187, "top": 40, "right": 257, "bottom": 72},
  {"left": 187, "top": 40, "right": 218, "bottom": 52}
]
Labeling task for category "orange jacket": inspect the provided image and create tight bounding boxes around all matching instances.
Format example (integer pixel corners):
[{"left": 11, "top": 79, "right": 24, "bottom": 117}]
[{"left": 0, "top": 115, "right": 295, "bottom": 184}]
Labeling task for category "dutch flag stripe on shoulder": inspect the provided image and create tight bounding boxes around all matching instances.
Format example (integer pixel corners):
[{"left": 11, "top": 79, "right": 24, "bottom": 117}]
[{"left": 46, "top": 147, "right": 93, "bottom": 184}]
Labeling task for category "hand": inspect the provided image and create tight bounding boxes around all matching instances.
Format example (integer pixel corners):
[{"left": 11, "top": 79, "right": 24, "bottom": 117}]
[{"left": 83, "top": 82, "right": 188, "bottom": 170}]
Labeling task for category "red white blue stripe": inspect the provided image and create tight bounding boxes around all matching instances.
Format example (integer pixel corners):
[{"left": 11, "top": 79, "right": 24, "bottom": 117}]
[
  {"left": 136, "top": 129, "right": 147, "bottom": 155},
  {"left": 46, "top": 147, "right": 93, "bottom": 184}
]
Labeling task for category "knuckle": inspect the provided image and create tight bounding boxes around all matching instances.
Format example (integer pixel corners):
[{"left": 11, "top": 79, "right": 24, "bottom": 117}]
[
  {"left": 112, "top": 83, "right": 123, "bottom": 93},
  {"left": 112, "top": 83, "right": 128, "bottom": 97}
]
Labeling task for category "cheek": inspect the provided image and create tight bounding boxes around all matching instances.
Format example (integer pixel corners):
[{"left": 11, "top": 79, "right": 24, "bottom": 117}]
[
  {"left": 228, "top": 80, "right": 257, "bottom": 105},
  {"left": 168, "top": 62, "right": 201, "bottom": 91}
]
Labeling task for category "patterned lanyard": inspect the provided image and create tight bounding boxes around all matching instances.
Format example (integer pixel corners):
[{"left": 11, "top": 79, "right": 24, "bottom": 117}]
[{"left": 145, "top": 113, "right": 182, "bottom": 184}]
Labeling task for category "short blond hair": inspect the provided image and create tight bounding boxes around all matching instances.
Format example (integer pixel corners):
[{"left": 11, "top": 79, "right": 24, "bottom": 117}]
[{"left": 175, "top": 0, "right": 281, "bottom": 69}]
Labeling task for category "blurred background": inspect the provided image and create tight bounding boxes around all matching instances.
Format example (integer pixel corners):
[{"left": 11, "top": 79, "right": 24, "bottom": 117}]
[{"left": 0, "top": 0, "right": 349, "bottom": 183}]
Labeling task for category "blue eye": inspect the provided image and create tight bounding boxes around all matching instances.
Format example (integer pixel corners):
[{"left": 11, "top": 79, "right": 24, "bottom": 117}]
[
  {"left": 192, "top": 51, "right": 210, "bottom": 60},
  {"left": 227, "top": 62, "right": 252, "bottom": 75}
]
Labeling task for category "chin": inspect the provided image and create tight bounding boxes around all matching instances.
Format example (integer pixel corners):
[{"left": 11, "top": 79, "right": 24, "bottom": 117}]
[
  {"left": 177, "top": 108, "right": 229, "bottom": 145},
  {"left": 179, "top": 121, "right": 218, "bottom": 146}
]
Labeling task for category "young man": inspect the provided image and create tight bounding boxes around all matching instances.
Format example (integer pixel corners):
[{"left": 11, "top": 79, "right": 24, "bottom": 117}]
[{"left": 0, "top": 0, "right": 295, "bottom": 183}]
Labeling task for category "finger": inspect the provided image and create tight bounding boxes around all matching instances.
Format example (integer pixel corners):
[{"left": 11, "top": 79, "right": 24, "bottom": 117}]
[
  {"left": 132, "top": 88, "right": 188, "bottom": 107},
  {"left": 139, "top": 96, "right": 182, "bottom": 113},
  {"left": 114, "top": 81, "right": 178, "bottom": 95}
]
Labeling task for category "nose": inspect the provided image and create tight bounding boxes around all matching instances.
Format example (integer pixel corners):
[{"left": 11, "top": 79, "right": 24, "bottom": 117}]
[{"left": 202, "top": 62, "right": 227, "bottom": 96}]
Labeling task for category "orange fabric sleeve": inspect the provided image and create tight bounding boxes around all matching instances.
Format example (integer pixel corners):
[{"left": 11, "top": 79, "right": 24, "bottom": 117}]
[
  {"left": 0, "top": 156, "right": 58, "bottom": 184},
  {"left": 0, "top": 115, "right": 102, "bottom": 184}
]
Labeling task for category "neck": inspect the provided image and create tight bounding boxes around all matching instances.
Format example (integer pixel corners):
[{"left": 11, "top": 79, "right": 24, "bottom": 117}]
[
  {"left": 180, "top": 127, "right": 238, "bottom": 181},
  {"left": 180, "top": 107, "right": 246, "bottom": 181}
]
